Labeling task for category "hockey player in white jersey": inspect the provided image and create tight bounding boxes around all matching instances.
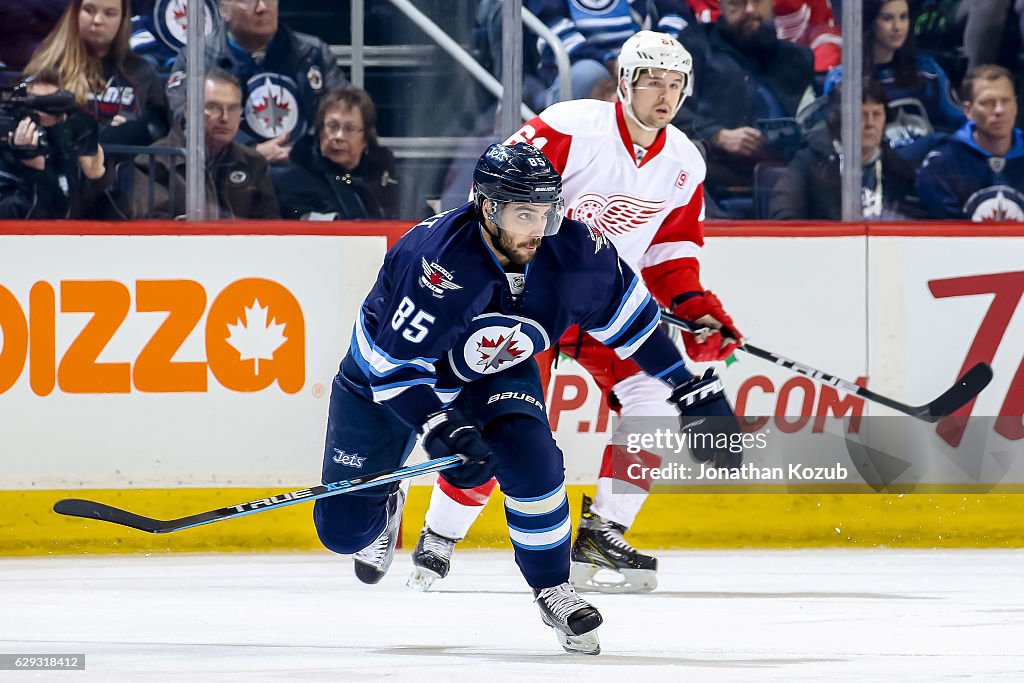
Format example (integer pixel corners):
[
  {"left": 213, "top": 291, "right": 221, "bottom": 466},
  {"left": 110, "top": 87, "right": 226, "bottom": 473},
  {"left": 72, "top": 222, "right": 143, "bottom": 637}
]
[{"left": 410, "top": 30, "right": 743, "bottom": 594}]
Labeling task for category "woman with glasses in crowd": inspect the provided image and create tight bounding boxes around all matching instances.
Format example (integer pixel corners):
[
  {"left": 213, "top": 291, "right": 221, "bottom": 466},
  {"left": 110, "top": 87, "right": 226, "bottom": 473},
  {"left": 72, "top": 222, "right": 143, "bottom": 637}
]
[
  {"left": 274, "top": 87, "right": 399, "bottom": 220},
  {"left": 26, "top": 0, "right": 171, "bottom": 146}
]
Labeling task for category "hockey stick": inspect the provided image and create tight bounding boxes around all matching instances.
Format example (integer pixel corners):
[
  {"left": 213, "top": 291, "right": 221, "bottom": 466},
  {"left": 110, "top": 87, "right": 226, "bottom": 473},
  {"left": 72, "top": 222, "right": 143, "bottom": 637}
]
[
  {"left": 660, "top": 311, "right": 992, "bottom": 422},
  {"left": 52, "top": 454, "right": 463, "bottom": 534}
]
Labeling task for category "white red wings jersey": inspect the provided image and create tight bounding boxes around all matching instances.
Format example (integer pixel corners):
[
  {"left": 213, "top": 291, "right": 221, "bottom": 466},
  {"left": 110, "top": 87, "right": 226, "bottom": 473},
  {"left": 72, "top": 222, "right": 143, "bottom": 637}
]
[{"left": 505, "top": 99, "right": 707, "bottom": 308}]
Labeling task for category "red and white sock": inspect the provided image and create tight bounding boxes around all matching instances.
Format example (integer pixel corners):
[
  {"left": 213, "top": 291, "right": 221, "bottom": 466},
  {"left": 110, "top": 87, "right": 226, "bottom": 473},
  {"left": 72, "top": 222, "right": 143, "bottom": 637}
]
[{"left": 424, "top": 476, "right": 497, "bottom": 540}]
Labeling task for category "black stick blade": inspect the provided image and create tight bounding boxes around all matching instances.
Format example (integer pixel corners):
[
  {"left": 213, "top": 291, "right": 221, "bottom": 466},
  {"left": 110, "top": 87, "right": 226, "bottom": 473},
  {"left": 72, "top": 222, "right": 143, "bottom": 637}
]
[
  {"left": 922, "top": 362, "right": 994, "bottom": 422},
  {"left": 53, "top": 499, "right": 170, "bottom": 534}
]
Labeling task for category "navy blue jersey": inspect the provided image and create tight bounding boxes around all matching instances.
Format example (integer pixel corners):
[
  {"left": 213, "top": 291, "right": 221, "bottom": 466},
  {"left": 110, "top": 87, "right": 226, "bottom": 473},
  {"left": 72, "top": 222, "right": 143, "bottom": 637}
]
[
  {"left": 917, "top": 123, "right": 1024, "bottom": 221},
  {"left": 340, "top": 203, "right": 689, "bottom": 428}
]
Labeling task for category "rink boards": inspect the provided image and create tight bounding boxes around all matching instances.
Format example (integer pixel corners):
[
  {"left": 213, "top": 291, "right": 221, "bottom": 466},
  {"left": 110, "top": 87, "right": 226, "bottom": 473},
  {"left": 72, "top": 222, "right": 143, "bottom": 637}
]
[{"left": 0, "top": 221, "right": 1022, "bottom": 554}]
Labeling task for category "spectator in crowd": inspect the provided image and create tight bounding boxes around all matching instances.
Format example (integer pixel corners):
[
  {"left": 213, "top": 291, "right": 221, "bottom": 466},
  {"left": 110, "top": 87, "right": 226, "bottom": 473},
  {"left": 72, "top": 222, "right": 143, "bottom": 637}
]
[
  {"left": 688, "top": 0, "right": 842, "bottom": 72},
  {"left": 824, "top": 0, "right": 965, "bottom": 159},
  {"left": 770, "top": 77, "right": 918, "bottom": 219},
  {"left": 133, "top": 67, "right": 279, "bottom": 219},
  {"left": 956, "top": 0, "right": 1024, "bottom": 71},
  {"left": 917, "top": 64, "right": 1024, "bottom": 221},
  {"left": 524, "top": 0, "right": 694, "bottom": 108},
  {"left": 273, "top": 86, "right": 398, "bottom": 220},
  {"left": 0, "top": 69, "right": 109, "bottom": 219},
  {"left": 129, "top": 0, "right": 222, "bottom": 77},
  {"left": 167, "top": 0, "right": 348, "bottom": 166},
  {"left": 25, "top": 0, "right": 172, "bottom": 147},
  {"left": 676, "top": 0, "right": 815, "bottom": 217}
]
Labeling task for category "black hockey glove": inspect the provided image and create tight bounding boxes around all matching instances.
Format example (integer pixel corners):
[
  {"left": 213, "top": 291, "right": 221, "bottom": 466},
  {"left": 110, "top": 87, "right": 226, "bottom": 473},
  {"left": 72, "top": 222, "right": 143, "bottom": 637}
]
[
  {"left": 421, "top": 409, "right": 495, "bottom": 489},
  {"left": 668, "top": 368, "right": 743, "bottom": 470}
]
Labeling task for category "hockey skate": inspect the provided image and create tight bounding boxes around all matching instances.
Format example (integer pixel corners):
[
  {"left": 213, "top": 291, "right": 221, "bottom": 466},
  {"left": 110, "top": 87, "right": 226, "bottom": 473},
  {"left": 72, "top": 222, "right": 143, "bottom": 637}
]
[
  {"left": 407, "top": 525, "right": 458, "bottom": 592},
  {"left": 569, "top": 494, "right": 658, "bottom": 593},
  {"left": 353, "top": 482, "right": 407, "bottom": 584},
  {"left": 534, "top": 582, "right": 603, "bottom": 655}
]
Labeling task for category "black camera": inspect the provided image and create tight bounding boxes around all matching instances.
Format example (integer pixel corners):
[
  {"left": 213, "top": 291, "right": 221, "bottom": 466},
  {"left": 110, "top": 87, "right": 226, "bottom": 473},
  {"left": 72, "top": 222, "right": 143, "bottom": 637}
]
[{"left": 0, "top": 82, "right": 99, "bottom": 157}]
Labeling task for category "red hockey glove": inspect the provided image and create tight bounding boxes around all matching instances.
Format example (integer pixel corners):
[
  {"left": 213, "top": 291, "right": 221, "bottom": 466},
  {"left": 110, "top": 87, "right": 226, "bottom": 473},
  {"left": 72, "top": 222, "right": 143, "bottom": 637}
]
[{"left": 672, "top": 290, "right": 743, "bottom": 362}]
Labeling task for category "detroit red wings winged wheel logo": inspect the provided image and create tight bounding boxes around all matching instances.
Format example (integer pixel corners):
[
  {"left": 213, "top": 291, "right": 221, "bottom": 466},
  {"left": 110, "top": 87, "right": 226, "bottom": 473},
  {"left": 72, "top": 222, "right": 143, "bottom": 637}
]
[{"left": 569, "top": 193, "right": 666, "bottom": 236}]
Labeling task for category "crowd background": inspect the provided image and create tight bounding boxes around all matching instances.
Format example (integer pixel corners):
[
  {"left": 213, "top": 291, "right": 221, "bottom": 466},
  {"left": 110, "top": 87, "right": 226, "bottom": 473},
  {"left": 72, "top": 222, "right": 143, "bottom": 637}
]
[{"left": 1, "top": 0, "right": 1022, "bottom": 223}]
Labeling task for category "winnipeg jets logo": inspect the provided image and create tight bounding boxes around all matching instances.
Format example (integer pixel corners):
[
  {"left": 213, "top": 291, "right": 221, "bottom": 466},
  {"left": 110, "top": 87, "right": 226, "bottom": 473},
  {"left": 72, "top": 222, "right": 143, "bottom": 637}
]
[
  {"left": 585, "top": 223, "right": 610, "bottom": 253},
  {"left": 245, "top": 74, "right": 301, "bottom": 140},
  {"left": 419, "top": 257, "right": 462, "bottom": 298},
  {"left": 569, "top": 193, "right": 666, "bottom": 236},
  {"left": 965, "top": 186, "right": 1024, "bottom": 222},
  {"left": 450, "top": 314, "right": 547, "bottom": 381},
  {"left": 476, "top": 323, "right": 528, "bottom": 371},
  {"left": 154, "top": 0, "right": 218, "bottom": 49},
  {"left": 332, "top": 449, "right": 366, "bottom": 468}
]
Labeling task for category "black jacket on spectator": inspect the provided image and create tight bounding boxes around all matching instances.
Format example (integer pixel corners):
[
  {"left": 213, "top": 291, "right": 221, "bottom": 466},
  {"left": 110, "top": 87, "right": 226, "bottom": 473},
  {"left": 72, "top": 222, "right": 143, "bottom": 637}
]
[
  {"left": 678, "top": 21, "right": 814, "bottom": 141},
  {"left": 167, "top": 24, "right": 348, "bottom": 146},
  {"left": 769, "top": 125, "right": 918, "bottom": 220},
  {"left": 0, "top": 139, "right": 110, "bottom": 219},
  {"left": 676, "top": 20, "right": 814, "bottom": 191},
  {"left": 273, "top": 134, "right": 399, "bottom": 220},
  {"left": 92, "top": 54, "right": 172, "bottom": 147},
  {"left": 132, "top": 124, "right": 280, "bottom": 219}
]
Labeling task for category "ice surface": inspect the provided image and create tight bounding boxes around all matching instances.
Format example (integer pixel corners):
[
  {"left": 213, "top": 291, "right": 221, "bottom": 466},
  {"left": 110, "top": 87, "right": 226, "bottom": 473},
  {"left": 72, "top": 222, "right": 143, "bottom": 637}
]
[{"left": 1, "top": 549, "right": 1022, "bottom": 682}]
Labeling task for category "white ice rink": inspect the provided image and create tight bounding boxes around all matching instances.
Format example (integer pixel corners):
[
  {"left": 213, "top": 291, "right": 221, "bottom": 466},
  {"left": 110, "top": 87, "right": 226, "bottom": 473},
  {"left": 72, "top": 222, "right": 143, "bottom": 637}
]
[{"left": 2, "top": 549, "right": 1022, "bottom": 682}]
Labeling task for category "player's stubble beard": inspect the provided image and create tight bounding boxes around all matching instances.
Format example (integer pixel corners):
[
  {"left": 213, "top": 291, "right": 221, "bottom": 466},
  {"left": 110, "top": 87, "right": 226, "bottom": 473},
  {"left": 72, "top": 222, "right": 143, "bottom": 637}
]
[{"left": 495, "top": 228, "right": 541, "bottom": 266}]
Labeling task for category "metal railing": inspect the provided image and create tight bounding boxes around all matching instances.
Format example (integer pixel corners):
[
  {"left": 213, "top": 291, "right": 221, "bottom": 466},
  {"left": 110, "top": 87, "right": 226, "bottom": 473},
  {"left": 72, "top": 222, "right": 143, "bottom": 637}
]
[{"left": 104, "top": 144, "right": 187, "bottom": 219}]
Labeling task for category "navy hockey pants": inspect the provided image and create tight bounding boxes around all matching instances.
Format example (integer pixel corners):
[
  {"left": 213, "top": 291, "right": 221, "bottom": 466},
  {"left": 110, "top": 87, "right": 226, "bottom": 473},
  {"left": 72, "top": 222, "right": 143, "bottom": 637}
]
[{"left": 313, "top": 360, "right": 571, "bottom": 589}]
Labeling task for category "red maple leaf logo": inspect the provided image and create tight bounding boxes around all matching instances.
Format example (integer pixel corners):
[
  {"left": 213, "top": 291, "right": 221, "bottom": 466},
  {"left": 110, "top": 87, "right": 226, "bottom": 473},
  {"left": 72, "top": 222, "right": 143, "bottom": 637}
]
[
  {"left": 429, "top": 272, "right": 443, "bottom": 285},
  {"left": 477, "top": 334, "right": 526, "bottom": 367}
]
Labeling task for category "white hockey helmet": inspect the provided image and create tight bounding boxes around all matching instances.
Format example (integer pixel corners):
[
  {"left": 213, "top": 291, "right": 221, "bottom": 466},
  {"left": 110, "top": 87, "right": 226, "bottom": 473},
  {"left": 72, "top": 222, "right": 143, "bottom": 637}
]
[{"left": 617, "top": 30, "right": 694, "bottom": 130}]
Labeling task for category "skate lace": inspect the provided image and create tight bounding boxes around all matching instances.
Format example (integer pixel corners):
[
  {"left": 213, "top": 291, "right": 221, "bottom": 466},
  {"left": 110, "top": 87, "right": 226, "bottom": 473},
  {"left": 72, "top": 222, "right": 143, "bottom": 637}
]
[
  {"left": 360, "top": 525, "right": 391, "bottom": 565},
  {"left": 599, "top": 522, "right": 636, "bottom": 554},
  {"left": 422, "top": 531, "right": 455, "bottom": 559},
  {"left": 357, "top": 500, "right": 396, "bottom": 566},
  {"left": 537, "top": 584, "right": 590, "bottom": 621}
]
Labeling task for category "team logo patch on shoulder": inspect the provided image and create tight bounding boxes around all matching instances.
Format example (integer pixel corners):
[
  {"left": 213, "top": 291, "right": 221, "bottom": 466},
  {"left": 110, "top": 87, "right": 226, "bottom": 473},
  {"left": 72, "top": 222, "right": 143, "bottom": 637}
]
[
  {"left": 307, "top": 65, "right": 323, "bottom": 91},
  {"left": 585, "top": 224, "right": 610, "bottom": 253},
  {"left": 245, "top": 73, "right": 301, "bottom": 140},
  {"left": 420, "top": 257, "right": 463, "bottom": 298},
  {"left": 228, "top": 170, "right": 248, "bottom": 184}
]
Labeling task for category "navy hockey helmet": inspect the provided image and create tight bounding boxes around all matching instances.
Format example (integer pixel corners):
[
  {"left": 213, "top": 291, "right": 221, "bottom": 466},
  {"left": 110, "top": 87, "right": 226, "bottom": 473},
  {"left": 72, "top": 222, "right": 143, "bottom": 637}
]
[{"left": 473, "top": 143, "right": 564, "bottom": 236}]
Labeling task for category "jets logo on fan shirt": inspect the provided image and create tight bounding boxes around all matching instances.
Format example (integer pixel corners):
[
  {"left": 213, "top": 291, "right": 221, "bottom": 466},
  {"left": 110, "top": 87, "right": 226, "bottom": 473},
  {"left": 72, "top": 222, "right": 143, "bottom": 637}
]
[
  {"left": 569, "top": 193, "right": 666, "bottom": 236},
  {"left": 245, "top": 74, "right": 301, "bottom": 140},
  {"left": 419, "top": 258, "right": 462, "bottom": 298},
  {"left": 448, "top": 313, "right": 549, "bottom": 381},
  {"left": 964, "top": 185, "right": 1024, "bottom": 222},
  {"left": 153, "top": 0, "right": 219, "bottom": 49}
]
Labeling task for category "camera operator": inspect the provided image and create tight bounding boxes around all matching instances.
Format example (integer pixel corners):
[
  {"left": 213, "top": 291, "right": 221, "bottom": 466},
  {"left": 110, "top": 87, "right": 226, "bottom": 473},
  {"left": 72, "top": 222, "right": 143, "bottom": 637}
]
[{"left": 0, "top": 69, "right": 108, "bottom": 219}]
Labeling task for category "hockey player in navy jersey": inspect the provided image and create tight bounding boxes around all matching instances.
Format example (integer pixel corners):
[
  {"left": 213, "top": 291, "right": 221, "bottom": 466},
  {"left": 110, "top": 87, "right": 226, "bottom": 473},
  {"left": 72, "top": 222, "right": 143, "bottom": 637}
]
[{"left": 312, "top": 143, "right": 738, "bottom": 655}]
